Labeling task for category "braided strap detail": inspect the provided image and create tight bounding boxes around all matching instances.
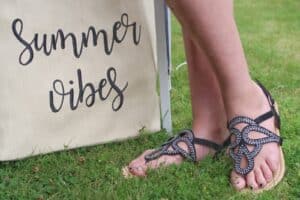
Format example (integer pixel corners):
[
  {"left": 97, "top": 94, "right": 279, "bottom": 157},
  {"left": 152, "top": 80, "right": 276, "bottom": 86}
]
[
  {"left": 144, "top": 130, "right": 197, "bottom": 162},
  {"left": 228, "top": 116, "right": 282, "bottom": 175}
]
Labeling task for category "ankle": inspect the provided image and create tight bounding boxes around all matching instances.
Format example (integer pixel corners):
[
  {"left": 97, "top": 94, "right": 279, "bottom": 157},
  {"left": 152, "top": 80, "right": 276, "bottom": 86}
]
[
  {"left": 226, "top": 81, "right": 269, "bottom": 120},
  {"left": 192, "top": 124, "right": 229, "bottom": 144}
]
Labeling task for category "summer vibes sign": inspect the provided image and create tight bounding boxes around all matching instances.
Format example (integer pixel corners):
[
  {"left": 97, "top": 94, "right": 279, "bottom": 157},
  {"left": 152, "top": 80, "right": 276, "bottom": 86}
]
[{"left": 0, "top": 0, "right": 162, "bottom": 161}]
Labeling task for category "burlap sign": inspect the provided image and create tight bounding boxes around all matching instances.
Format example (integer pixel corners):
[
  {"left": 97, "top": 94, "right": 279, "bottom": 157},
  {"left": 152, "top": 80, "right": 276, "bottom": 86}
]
[{"left": 0, "top": 0, "right": 162, "bottom": 161}]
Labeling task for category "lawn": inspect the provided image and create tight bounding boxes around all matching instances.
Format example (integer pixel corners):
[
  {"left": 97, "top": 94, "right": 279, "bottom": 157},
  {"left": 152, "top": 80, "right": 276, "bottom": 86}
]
[{"left": 1, "top": 0, "right": 300, "bottom": 199}]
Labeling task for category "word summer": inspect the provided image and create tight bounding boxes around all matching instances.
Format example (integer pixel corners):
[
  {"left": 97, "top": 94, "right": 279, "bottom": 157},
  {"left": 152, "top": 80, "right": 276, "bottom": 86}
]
[
  {"left": 49, "top": 67, "right": 128, "bottom": 113},
  {"left": 12, "top": 13, "right": 142, "bottom": 66}
]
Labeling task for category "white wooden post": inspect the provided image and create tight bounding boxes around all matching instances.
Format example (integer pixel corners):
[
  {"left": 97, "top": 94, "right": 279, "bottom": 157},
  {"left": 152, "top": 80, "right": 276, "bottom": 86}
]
[{"left": 154, "top": 1, "right": 172, "bottom": 133}]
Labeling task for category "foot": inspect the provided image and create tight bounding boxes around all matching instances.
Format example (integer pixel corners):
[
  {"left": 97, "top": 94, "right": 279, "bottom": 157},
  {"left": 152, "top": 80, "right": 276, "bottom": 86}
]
[
  {"left": 125, "top": 129, "right": 229, "bottom": 177},
  {"left": 229, "top": 82, "right": 282, "bottom": 191}
]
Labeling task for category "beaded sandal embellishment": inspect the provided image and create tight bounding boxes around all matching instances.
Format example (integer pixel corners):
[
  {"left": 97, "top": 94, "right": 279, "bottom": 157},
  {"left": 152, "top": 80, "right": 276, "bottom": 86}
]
[{"left": 228, "top": 81, "right": 283, "bottom": 175}]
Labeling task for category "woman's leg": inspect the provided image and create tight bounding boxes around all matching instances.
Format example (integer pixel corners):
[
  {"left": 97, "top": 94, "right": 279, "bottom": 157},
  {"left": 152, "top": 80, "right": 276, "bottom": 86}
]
[
  {"left": 126, "top": 27, "right": 228, "bottom": 177},
  {"left": 166, "top": 0, "right": 281, "bottom": 190},
  {"left": 184, "top": 29, "right": 228, "bottom": 145}
]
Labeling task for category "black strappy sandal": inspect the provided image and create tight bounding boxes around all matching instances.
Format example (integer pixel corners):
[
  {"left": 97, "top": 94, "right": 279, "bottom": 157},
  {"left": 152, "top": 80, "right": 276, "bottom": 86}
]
[
  {"left": 144, "top": 129, "right": 230, "bottom": 163},
  {"left": 228, "top": 80, "right": 285, "bottom": 192},
  {"left": 122, "top": 129, "right": 230, "bottom": 178}
]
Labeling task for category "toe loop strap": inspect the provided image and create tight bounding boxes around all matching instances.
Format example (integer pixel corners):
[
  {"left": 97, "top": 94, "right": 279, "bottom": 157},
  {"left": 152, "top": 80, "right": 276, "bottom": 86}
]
[
  {"left": 228, "top": 116, "right": 283, "bottom": 176},
  {"left": 144, "top": 129, "right": 197, "bottom": 163}
]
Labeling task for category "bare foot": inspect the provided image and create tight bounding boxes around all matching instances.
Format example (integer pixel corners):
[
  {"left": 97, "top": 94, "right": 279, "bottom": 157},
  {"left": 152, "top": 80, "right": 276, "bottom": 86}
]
[
  {"left": 229, "top": 82, "right": 283, "bottom": 191},
  {"left": 125, "top": 129, "right": 229, "bottom": 177}
]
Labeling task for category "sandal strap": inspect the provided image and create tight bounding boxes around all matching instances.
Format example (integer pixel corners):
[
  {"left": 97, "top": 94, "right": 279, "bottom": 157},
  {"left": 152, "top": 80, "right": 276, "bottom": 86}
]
[
  {"left": 223, "top": 136, "right": 232, "bottom": 147},
  {"left": 144, "top": 129, "right": 225, "bottom": 163},
  {"left": 194, "top": 138, "right": 223, "bottom": 152},
  {"left": 228, "top": 80, "right": 283, "bottom": 175},
  {"left": 255, "top": 80, "right": 281, "bottom": 129},
  {"left": 228, "top": 116, "right": 282, "bottom": 175},
  {"left": 254, "top": 110, "right": 274, "bottom": 124}
]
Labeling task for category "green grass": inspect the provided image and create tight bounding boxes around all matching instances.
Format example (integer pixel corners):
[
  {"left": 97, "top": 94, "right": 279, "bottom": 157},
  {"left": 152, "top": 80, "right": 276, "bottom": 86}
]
[{"left": 1, "top": 0, "right": 300, "bottom": 199}]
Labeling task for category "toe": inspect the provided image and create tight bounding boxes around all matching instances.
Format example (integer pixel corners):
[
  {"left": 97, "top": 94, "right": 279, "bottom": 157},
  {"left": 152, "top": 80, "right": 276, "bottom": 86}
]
[
  {"left": 127, "top": 150, "right": 154, "bottom": 177},
  {"left": 254, "top": 168, "right": 267, "bottom": 188},
  {"left": 230, "top": 171, "right": 246, "bottom": 190},
  {"left": 266, "top": 156, "right": 279, "bottom": 173},
  {"left": 261, "top": 162, "right": 273, "bottom": 183},
  {"left": 246, "top": 171, "right": 259, "bottom": 190},
  {"left": 128, "top": 165, "right": 147, "bottom": 177}
]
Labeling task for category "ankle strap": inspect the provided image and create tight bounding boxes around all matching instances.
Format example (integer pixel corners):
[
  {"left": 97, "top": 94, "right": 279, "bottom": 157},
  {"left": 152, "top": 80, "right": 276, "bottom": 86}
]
[{"left": 255, "top": 80, "right": 281, "bottom": 129}]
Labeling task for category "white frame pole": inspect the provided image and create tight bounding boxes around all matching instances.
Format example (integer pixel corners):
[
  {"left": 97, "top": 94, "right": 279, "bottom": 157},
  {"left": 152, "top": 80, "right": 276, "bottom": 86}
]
[{"left": 154, "top": 1, "right": 172, "bottom": 133}]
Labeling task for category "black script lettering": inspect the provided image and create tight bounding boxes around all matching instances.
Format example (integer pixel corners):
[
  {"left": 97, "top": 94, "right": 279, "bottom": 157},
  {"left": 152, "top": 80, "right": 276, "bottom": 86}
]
[
  {"left": 49, "top": 67, "right": 128, "bottom": 113},
  {"left": 12, "top": 13, "right": 142, "bottom": 66},
  {"left": 49, "top": 80, "right": 66, "bottom": 113},
  {"left": 106, "top": 67, "right": 128, "bottom": 111},
  {"left": 12, "top": 19, "right": 34, "bottom": 66},
  {"left": 119, "top": 13, "right": 142, "bottom": 44}
]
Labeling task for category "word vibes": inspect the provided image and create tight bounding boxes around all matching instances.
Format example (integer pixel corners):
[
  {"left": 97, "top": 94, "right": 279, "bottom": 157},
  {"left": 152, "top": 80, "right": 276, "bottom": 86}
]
[
  {"left": 49, "top": 67, "right": 128, "bottom": 113},
  {"left": 12, "top": 13, "right": 142, "bottom": 113}
]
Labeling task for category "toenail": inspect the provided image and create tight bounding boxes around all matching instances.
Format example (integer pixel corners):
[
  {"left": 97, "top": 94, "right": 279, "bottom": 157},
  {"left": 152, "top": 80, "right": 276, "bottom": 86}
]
[{"left": 259, "top": 183, "right": 263, "bottom": 187}]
